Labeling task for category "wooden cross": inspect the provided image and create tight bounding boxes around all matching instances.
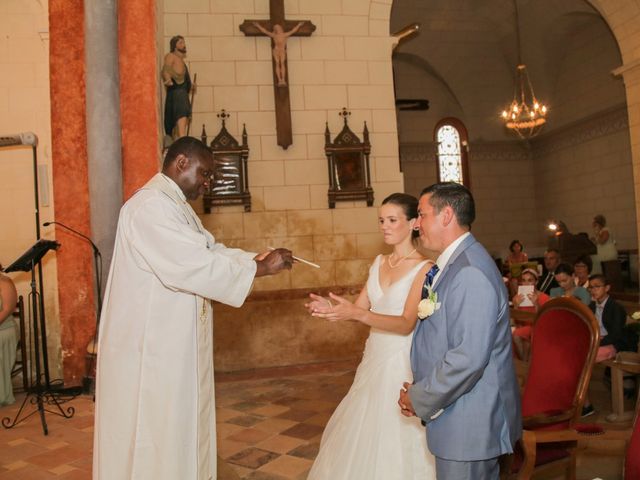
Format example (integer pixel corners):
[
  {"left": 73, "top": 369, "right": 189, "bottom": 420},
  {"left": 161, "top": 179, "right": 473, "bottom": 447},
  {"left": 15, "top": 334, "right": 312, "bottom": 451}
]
[{"left": 240, "top": 0, "right": 315, "bottom": 150}]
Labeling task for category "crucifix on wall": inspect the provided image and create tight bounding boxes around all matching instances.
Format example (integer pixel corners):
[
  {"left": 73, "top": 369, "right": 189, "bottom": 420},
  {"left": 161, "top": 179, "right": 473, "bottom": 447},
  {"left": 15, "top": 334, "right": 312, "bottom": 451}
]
[{"left": 240, "top": 0, "right": 315, "bottom": 149}]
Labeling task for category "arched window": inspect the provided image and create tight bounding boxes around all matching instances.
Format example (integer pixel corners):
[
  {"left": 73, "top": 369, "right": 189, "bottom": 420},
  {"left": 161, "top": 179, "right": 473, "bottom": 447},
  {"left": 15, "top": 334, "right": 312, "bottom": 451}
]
[{"left": 434, "top": 118, "right": 470, "bottom": 187}]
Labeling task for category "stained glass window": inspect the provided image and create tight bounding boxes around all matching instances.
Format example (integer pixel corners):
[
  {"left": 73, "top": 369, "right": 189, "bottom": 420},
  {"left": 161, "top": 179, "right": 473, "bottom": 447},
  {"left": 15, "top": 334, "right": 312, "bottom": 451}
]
[{"left": 436, "top": 124, "right": 464, "bottom": 184}]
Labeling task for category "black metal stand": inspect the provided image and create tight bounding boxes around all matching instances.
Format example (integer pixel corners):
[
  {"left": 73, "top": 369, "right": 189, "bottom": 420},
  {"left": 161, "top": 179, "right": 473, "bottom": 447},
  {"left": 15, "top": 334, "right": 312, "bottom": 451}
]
[
  {"left": 43, "top": 221, "right": 103, "bottom": 395},
  {"left": 1, "top": 241, "right": 75, "bottom": 435}
]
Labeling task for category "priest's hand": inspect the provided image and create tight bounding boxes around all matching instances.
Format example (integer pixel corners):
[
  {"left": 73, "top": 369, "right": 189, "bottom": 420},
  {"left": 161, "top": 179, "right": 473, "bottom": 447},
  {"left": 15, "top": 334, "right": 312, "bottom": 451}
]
[{"left": 255, "top": 248, "right": 293, "bottom": 276}]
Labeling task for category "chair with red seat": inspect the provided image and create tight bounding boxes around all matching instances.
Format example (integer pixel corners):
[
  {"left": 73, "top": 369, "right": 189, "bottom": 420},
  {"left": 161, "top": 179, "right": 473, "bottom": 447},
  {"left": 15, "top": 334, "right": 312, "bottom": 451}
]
[
  {"left": 625, "top": 394, "right": 640, "bottom": 479},
  {"left": 502, "top": 296, "right": 600, "bottom": 479}
]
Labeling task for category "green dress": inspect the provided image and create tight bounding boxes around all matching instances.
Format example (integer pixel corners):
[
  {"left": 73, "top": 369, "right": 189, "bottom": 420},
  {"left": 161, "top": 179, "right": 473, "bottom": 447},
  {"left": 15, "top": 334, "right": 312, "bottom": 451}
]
[
  {"left": 550, "top": 286, "right": 592, "bottom": 306},
  {"left": 0, "top": 295, "right": 18, "bottom": 406}
]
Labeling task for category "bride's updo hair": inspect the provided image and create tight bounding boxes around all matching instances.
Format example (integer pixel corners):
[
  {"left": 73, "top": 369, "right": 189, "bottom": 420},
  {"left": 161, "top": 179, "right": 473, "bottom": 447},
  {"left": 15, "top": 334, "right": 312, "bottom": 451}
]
[{"left": 381, "top": 193, "right": 420, "bottom": 239}]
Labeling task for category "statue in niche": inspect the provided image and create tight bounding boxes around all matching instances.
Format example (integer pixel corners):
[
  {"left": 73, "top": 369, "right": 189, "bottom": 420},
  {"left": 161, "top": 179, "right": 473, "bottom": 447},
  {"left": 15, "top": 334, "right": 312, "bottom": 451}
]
[
  {"left": 252, "top": 21, "right": 304, "bottom": 86},
  {"left": 162, "top": 35, "right": 195, "bottom": 139}
]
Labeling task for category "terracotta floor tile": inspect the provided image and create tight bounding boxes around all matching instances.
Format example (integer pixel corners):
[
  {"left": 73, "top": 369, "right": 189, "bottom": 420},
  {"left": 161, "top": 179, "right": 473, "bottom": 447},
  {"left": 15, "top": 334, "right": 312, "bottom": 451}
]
[
  {"left": 68, "top": 454, "right": 93, "bottom": 472},
  {"left": 244, "top": 471, "right": 288, "bottom": 480},
  {"left": 58, "top": 469, "right": 91, "bottom": 480},
  {"left": 257, "top": 455, "right": 313, "bottom": 478},
  {"left": 228, "top": 463, "right": 253, "bottom": 478},
  {"left": 0, "top": 362, "right": 629, "bottom": 479},
  {"left": 217, "top": 439, "right": 252, "bottom": 460},
  {"left": 271, "top": 396, "right": 302, "bottom": 407},
  {"left": 251, "top": 404, "right": 291, "bottom": 418},
  {"left": 227, "top": 448, "right": 280, "bottom": 469},
  {"left": 279, "top": 423, "right": 324, "bottom": 440},
  {"left": 0, "top": 464, "right": 58, "bottom": 480},
  {"left": 216, "top": 407, "right": 244, "bottom": 422},
  {"left": 305, "top": 411, "right": 332, "bottom": 427},
  {"left": 2, "top": 459, "right": 29, "bottom": 470},
  {"left": 291, "top": 399, "right": 337, "bottom": 413},
  {"left": 48, "top": 464, "right": 77, "bottom": 475},
  {"left": 287, "top": 442, "right": 319, "bottom": 460},
  {"left": 252, "top": 418, "right": 297, "bottom": 435},
  {"left": 275, "top": 409, "right": 316, "bottom": 422},
  {"left": 216, "top": 396, "right": 246, "bottom": 408},
  {"left": 27, "top": 446, "right": 87, "bottom": 469},
  {"left": 255, "top": 435, "right": 306, "bottom": 454},
  {"left": 227, "top": 415, "right": 266, "bottom": 428},
  {"left": 217, "top": 422, "right": 246, "bottom": 439},
  {"left": 227, "top": 428, "right": 272, "bottom": 445},
  {"left": 44, "top": 440, "right": 70, "bottom": 450},
  {"left": 293, "top": 468, "right": 312, "bottom": 480},
  {"left": 7, "top": 438, "right": 30, "bottom": 446},
  {"left": 228, "top": 400, "right": 267, "bottom": 413},
  {"left": 0, "top": 441, "right": 48, "bottom": 464}
]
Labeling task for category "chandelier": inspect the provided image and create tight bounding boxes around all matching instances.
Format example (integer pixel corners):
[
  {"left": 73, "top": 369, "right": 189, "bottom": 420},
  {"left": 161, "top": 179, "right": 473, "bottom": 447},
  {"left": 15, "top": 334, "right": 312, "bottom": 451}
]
[{"left": 500, "top": 0, "right": 548, "bottom": 139}]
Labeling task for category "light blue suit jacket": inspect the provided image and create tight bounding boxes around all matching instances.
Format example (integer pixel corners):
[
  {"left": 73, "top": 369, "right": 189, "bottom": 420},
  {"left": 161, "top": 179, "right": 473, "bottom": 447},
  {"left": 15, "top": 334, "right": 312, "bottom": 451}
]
[{"left": 409, "top": 233, "right": 521, "bottom": 461}]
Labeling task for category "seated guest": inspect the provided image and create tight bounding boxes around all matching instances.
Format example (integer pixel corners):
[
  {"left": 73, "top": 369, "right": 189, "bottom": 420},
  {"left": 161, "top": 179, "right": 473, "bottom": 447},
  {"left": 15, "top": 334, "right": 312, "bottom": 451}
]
[
  {"left": 505, "top": 239, "right": 528, "bottom": 267},
  {"left": 550, "top": 262, "right": 591, "bottom": 305},
  {"left": 512, "top": 268, "right": 550, "bottom": 361},
  {"left": 582, "top": 273, "right": 630, "bottom": 417},
  {"left": 588, "top": 274, "right": 631, "bottom": 359},
  {"left": 573, "top": 254, "right": 592, "bottom": 289},
  {"left": 0, "top": 265, "right": 18, "bottom": 406},
  {"left": 512, "top": 268, "right": 549, "bottom": 311},
  {"left": 590, "top": 214, "right": 618, "bottom": 274},
  {"left": 537, "top": 248, "right": 561, "bottom": 294}
]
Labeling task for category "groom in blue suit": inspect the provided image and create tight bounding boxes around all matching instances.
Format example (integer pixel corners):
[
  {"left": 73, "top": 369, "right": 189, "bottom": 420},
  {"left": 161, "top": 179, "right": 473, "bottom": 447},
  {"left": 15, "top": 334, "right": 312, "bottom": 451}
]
[{"left": 399, "top": 182, "right": 521, "bottom": 479}]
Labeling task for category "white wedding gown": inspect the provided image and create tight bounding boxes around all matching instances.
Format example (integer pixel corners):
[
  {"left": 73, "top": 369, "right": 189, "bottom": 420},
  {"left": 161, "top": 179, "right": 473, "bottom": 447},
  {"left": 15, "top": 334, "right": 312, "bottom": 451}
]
[{"left": 308, "top": 255, "right": 436, "bottom": 480}]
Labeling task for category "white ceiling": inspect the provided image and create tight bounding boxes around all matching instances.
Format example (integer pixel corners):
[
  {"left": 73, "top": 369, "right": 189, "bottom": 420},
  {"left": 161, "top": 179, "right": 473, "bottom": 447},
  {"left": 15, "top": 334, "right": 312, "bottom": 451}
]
[{"left": 390, "top": 0, "right": 625, "bottom": 142}]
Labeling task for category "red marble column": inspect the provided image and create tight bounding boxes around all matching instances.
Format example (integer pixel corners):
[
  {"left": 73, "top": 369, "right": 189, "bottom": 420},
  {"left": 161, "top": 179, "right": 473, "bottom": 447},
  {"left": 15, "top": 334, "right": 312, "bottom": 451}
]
[
  {"left": 118, "top": 0, "right": 161, "bottom": 200},
  {"left": 49, "top": 0, "right": 96, "bottom": 385}
]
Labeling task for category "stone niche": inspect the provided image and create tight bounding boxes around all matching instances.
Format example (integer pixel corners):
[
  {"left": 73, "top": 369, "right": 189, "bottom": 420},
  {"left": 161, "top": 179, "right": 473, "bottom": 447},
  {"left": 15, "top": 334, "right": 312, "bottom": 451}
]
[{"left": 213, "top": 287, "right": 369, "bottom": 372}]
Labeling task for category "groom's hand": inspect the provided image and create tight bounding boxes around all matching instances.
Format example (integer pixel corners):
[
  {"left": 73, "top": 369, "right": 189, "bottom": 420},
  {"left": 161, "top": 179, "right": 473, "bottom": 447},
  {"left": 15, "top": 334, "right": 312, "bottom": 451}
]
[{"left": 398, "top": 382, "right": 416, "bottom": 417}]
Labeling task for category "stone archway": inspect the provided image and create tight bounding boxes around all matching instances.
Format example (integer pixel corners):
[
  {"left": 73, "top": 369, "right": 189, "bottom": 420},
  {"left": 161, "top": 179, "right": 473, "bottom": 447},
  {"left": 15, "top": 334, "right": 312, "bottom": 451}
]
[{"left": 588, "top": 0, "right": 640, "bottom": 256}]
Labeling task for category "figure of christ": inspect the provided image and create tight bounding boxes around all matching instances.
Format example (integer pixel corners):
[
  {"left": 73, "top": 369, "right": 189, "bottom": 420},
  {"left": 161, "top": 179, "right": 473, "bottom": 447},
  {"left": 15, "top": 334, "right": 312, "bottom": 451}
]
[{"left": 252, "top": 21, "right": 304, "bottom": 86}]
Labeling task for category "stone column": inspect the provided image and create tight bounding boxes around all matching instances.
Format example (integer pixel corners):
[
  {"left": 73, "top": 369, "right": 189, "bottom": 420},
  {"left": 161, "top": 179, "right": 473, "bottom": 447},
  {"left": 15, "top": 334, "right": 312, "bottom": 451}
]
[
  {"left": 84, "top": 0, "right": 123, "bottom": 305},
  {"left": 50, "top": 0, "right": 95, "bottom": 385},
  {"left": 118, "top": 0, "right": 161, "bottom": 199},
  {"left": 617, "top": 62, "right": 640, "bottom": 283}
]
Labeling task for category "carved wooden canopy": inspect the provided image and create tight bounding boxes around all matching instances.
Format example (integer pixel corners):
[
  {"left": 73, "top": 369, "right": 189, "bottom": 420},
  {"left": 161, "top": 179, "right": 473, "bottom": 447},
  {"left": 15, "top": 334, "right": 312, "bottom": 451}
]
[
  {"left": 325, "top": 108, "right": 374, "bottom": 208},
  {"left": 201, "top": 110, "right": 251, "bottom": 212}
]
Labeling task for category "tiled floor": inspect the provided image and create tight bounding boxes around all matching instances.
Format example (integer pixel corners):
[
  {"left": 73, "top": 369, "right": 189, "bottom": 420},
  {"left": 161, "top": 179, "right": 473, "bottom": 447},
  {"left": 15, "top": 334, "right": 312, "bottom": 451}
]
[{"left": 0, "top": 361, "right": 636, "bottom": 479}]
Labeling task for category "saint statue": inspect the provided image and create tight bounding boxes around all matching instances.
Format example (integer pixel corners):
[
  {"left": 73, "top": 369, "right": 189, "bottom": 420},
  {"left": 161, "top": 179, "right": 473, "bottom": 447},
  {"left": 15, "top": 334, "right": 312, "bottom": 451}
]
[{"left": 162, "top": 35, "right": 195, "bottom": 139}]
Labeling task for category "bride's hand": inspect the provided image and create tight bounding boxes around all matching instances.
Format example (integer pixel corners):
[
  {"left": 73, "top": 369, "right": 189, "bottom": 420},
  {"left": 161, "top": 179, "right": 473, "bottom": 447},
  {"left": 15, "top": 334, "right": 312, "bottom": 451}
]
[
  {"left": 309, "top": 292, "right": 359, "bottom": 322},
  {"left": 305, "top": 293, "right": 333, "bottom": 314}
]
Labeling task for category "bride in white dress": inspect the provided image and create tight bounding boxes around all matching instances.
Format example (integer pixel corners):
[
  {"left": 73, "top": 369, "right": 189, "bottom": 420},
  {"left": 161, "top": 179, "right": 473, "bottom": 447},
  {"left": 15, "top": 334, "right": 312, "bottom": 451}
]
[{"left": 306, "top": 193, "right": 436, "bottom": 480}]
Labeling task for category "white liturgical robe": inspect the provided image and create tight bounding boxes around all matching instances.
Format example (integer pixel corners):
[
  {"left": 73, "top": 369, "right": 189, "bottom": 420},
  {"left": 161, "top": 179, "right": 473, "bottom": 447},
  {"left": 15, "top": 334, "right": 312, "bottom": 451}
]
[{"left": 93, "top": 173, "right": 257, "bottom": 480}]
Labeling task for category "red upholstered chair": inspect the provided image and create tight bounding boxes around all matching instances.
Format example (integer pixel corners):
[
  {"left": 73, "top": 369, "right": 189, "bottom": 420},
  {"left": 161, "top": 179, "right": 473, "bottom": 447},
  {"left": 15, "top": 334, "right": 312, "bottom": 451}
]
[
  {"left": 502, "top": 297, "right": 600, "bottom": 480},
  {"left": 625, "top": 395, "right": 640, "bottom": 479}
]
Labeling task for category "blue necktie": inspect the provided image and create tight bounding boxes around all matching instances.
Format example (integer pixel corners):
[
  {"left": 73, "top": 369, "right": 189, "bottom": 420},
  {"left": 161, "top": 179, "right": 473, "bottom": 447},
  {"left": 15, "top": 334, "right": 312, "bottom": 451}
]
[{"left": 426, "top": 264, "right": 440, "bottom": 288}]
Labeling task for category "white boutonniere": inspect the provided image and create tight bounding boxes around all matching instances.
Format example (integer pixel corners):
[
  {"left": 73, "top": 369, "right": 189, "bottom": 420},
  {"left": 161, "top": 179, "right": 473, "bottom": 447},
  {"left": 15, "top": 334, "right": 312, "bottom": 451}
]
[{"left": 418, "top": 288, "right": 440, "bottom": 319}]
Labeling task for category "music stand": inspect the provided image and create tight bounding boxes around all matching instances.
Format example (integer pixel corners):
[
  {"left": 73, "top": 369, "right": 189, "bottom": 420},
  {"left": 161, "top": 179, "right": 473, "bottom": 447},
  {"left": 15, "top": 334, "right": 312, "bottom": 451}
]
[{"left": 2, "top": 240, "right": 75, "bottom": 435}]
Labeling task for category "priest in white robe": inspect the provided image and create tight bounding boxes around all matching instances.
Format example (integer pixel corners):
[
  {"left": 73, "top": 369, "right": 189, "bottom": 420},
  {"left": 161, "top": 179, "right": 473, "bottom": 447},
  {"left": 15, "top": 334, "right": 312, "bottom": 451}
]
[{"left": 93, "top": 137, "right": 293, "bottom": 480}]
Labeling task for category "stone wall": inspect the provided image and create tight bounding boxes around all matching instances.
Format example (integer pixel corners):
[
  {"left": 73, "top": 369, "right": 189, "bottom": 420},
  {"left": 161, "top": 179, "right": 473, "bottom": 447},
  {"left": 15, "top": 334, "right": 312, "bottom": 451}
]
[
  {"left": 533, "top": 105, "right": 637, "bottom": 250},
  {"left": 0, "top": 1, "right": 61, "bottom": 377},
  {"left": 160, "top": 1, "right": 403, "bottom": 370}
]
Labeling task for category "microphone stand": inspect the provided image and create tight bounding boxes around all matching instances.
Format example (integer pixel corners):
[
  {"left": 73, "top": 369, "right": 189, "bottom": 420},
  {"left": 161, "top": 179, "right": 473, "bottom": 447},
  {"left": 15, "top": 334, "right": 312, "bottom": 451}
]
[{"left": 43, "top": 221, "right": 102, "bottom": 393}]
